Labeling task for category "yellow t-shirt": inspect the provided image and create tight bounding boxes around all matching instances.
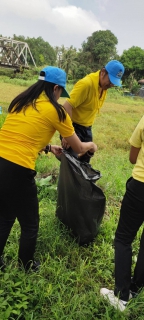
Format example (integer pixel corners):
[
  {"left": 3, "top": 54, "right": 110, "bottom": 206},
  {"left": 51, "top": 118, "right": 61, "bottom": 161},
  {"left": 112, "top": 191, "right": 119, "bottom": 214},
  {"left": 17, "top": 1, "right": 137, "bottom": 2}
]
[
  {"left": 66, "top": 71, "right": 107, "bottom": 126},
  {"left": 0, "top": 92, "right": 74, "bottom": 169},
  {"left": 129, "top": 115, "right": 144, "bottom": 182}
]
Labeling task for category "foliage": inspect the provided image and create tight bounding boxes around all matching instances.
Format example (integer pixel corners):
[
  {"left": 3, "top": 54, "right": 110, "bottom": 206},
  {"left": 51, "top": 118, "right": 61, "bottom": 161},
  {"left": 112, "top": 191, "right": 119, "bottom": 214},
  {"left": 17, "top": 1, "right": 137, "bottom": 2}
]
[
  {"left": 52, "top": 30, "right": 120, "bottom": 80},
  {"left": 121, "top": 46, "right": 144, "bottom": 81},
  {"left": 1, "top": 31, "right": 144, "bottom": 86},
  {"left": 13, "top": 68, "right": 38, "bottom": 80},
  {"left": 35, "top": 153, "right": 60, "bottom": 202},
  {"left": 13, "top": 35, "right": 56, "bottom": 67},
  {"left": 80, "top": 30, "right": 118, "bottom": 71},
  {"left": 0, "top": 67, "right": 13, "bottom": 77},
  {"left": 130, "top": 80, "right": 141, "bottom": 95},
  {"left": 54, "top": 45, "right": 78, "bottom": 80},
  {"left": 124, "top": 73, "right": 141, "bottom": 94},
  {"left": 75, "top": 64, "right": 92, "bottom": 81},
  {"left": 61, "top": 46, "right": 78, "bottom": 78},
  {"left": 0, "top": 113, "right": 7, "bottom": 127}
]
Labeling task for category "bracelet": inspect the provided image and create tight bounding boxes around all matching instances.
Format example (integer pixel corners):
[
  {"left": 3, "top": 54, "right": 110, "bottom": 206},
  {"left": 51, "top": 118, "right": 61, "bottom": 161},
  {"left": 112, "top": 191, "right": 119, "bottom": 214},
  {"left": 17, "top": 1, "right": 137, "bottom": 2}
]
[{"left": 45, "top": 144, "right": 51, "bottom": 154}]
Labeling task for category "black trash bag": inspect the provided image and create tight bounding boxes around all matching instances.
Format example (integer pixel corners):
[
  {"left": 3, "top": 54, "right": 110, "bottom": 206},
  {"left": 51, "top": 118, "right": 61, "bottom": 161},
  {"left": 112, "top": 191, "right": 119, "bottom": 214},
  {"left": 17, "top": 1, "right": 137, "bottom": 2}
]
[{"left": 56, "top": 150, "right": 106, "bottom": 245}]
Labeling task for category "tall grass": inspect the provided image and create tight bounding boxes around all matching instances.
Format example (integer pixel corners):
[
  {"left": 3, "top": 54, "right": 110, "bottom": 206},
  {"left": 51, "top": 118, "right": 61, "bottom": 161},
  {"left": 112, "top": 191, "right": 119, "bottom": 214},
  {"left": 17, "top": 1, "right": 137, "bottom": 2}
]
[{"left": 0, "top": 80, "right": 144, "bottom": 319}]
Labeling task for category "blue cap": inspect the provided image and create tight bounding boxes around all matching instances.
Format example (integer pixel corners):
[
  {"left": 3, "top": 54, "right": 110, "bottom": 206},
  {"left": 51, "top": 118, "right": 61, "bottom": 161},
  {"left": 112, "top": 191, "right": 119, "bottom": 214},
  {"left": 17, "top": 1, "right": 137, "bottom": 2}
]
[
  {"left": 105, "top": 60, "right": 125, "bottom": 87},
  {"left": 39, "top": 66, "right": 69, "bottom": 98}
]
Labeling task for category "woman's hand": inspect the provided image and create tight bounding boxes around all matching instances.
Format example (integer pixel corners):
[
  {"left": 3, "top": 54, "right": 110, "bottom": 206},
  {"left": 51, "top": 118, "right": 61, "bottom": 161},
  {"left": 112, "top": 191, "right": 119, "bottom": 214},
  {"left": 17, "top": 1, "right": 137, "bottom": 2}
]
[
  {"left": 39, "top": 145, "right": 63, "bottom": 156},
  {"left": 51, "top": 145, "right": 63, "bottom": 156},
  {"left": 89, "top": 143, "right": 98, "bottom": 153},
  {"left": 61, "top": 138, "right": 70, "bottom": 149}
]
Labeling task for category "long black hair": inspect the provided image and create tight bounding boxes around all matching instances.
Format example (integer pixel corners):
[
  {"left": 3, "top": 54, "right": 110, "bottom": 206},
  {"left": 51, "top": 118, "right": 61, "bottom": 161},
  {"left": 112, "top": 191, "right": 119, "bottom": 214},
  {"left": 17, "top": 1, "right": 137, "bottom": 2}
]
[{"left": 8, "top": 71, "right": 66, "bottom": 122}]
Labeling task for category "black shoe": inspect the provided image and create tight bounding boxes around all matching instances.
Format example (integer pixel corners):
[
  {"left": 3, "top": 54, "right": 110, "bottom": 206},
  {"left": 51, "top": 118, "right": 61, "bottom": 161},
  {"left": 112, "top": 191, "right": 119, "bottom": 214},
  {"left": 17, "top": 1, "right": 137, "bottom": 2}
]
[
  {"left": 0, "top": 256, "right": 5, "bottom": 271},
  {"left": 19, "top": 259, "right": 40, "bottom": 272},
  {"left": 130, "top": 278, "right": 139, "bottom": 293},
  {"left": 31, "top": 260, "right": 40, "bottom": 272},
  {"left": 130, "top": 278, "right": 139, "bottom": 297}
]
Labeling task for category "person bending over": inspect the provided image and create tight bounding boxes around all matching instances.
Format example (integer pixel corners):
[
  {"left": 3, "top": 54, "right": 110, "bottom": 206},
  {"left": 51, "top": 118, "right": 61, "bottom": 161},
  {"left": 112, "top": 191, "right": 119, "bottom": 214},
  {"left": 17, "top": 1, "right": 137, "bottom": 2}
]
[
  {"left": 62, "top": 60, "right": 124, "bottom": 163},
  {"left": 0, "top": 66, "right": 97, "bottom": 272}
]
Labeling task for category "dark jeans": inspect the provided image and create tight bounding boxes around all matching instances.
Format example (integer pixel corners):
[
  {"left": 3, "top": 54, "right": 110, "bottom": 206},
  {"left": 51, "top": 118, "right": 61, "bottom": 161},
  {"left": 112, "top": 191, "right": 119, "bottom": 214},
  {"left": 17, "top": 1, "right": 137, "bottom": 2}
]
[
  {"left": 64, "top": 122, "right": 93, "bottom": 163},
  {"left": 0, "top": 157, "right": 39, "bottom": 270},
  {"left": 114, "top": 177, "right": 144, "bottom": 301}
]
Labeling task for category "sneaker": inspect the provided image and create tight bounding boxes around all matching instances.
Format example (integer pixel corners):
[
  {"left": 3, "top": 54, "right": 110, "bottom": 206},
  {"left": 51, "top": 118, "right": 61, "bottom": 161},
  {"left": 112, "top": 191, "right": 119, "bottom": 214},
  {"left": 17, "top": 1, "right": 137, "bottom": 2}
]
[
  {"left": 0, "top": 256, "right": 5, "bottom": 271},
  {"left": 100, "top": 288, "right": 130, "bottom": 312}
]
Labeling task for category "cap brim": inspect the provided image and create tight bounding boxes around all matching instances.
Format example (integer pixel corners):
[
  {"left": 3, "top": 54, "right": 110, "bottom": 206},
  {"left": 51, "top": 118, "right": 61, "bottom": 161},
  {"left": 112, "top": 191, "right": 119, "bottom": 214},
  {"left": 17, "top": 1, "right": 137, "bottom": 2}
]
[
  {"left": 109, "top": 74, "right": 122, "bottom": 87},
  {"left": 60, "top": 88, "right": 70, "bottom": 98}
]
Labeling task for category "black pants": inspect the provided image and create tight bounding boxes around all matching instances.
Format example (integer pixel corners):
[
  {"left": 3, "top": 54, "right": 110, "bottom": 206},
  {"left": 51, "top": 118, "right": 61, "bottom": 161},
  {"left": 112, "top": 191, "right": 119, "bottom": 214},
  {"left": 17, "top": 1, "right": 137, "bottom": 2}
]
[
  {"left": 114, "top": 177, "right": 144, "bottom": 301},
  {"left": 66, "top": 123, "right": 93, "bottom": 163},
  {"left": 0, "top": 157, "right": 39, "bottom": 270}
]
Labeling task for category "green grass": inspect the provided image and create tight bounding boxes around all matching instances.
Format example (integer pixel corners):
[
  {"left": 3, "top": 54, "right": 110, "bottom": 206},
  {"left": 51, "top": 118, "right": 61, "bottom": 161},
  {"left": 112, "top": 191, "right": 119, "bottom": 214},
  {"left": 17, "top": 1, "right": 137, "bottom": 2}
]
[{"left": 0, "top": 80, "right": 144, "bottom": 319}]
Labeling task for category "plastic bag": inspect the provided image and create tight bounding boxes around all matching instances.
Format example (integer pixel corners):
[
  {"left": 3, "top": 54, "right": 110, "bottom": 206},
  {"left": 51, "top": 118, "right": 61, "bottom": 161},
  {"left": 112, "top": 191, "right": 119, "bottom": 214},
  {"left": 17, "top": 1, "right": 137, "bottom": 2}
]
[{"left": 56, "top": 151, "right": 106, "bottom": 245}]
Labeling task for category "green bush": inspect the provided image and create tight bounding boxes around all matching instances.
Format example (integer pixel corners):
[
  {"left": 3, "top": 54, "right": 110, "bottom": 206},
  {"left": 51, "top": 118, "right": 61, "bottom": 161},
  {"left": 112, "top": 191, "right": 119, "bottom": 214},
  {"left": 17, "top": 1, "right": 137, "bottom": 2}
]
[{"left": 0, "top": 67, "right": 13, "bottom": 77}]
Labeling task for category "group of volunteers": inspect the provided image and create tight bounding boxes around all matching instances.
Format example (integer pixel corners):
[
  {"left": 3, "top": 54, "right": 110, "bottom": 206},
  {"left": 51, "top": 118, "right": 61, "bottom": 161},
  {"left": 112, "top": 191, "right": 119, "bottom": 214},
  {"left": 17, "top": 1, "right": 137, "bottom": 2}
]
[{"left": 0, "top": 59, "right": 144, "bottom": 312}]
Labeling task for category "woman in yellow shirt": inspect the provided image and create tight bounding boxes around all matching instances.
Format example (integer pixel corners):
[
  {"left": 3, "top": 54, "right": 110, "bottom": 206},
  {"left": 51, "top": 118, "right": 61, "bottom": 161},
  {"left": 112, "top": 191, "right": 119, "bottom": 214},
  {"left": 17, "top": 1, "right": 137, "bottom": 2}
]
[{"left": 0, "top": 66, "right": 97, "bottom": 272}]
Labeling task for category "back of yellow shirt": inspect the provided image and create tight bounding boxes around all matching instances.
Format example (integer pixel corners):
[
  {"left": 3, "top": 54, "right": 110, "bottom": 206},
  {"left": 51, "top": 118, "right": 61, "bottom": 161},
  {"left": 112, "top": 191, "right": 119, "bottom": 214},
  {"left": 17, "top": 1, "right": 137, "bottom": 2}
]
[
  {"left": 66, "top": 71, "right": 107, "bottom": 126},
  {"left": 0, "top": 92, "right": 74, "bottom": 169},
  {"left": 129, "top": 115, "right": 144, "bottom": 182}
]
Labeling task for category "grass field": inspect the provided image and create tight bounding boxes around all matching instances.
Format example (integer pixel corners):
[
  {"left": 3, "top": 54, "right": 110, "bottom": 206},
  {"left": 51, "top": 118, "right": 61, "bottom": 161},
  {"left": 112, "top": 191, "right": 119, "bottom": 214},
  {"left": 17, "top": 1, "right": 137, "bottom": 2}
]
[{"left": 0, "top": 80, "right": 144, "bottom": 319}]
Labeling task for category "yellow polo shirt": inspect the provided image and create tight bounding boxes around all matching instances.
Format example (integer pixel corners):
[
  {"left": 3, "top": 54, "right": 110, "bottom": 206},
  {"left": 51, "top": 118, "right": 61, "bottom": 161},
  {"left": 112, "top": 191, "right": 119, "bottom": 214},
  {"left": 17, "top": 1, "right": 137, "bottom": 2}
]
[
  {"left": 0, "top": 92, "right": 74, "bottom": 169},
  {"left": 66, "top": 71, "right": 107, "bottom": 126},
  {"left": 129, "top": 115, "right": 144, "bottom": 182}
]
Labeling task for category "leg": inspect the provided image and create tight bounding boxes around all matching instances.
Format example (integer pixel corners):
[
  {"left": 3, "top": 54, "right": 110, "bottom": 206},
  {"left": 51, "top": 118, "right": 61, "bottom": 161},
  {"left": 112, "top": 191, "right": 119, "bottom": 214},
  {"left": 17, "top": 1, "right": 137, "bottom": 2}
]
[
  {"left": 72, "top": 124, "right": 93, "bottom": 163},
  {"left": 0, "top": 157, "right": 16, "bottom": 259},
  {"left": 17, "top": 185, "right": 39, "bottom": 270},
  {"left": 133, "top": 229, "right": 144, "bottom": 289},
  {"left": 114, "top": 178, "right": 144, "bottom": 301},
  {"left": 0, "top": 215, "right": 15, "bottom": 256},
  {"left": 0, "top": 158, "right": 40, "bottom": 270}
]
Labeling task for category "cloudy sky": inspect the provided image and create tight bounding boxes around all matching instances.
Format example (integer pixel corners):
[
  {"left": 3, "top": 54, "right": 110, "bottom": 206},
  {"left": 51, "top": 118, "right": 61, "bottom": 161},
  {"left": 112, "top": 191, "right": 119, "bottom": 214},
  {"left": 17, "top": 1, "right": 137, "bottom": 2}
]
[{"left": 0, "top": 0, "right": 143, "bottom": 55}]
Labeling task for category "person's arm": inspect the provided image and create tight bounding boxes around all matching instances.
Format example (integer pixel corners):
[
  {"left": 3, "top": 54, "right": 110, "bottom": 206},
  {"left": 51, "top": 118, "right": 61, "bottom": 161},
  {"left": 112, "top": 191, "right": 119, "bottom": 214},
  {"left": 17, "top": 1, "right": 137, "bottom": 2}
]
[
  {"left": 62, "top": 101, "right": 73, "bottom": 149},
  {"left": 64, "top": 133, "right": 97, "bottom": 154},
  {"left": 63, "top": 101, "right": 73, "bottom": 119},
  {"left": 129, "top": 146, "right": 140, "bottom": 164},
  {"left": 41, "top": 136, "right": 97, "bottom": 157},
  {"left": 40, "top": 144, "right": 63, "bottom": 156},
  {"left": 129, "top": 116, "right": 144, "bottom": 164}
]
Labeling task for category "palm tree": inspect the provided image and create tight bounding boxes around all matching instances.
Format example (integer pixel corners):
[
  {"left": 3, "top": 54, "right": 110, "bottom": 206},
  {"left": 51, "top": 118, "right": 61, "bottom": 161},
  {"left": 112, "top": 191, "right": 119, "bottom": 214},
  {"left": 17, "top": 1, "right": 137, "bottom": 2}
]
[{"left": 61, "top": 46, "right": 78, "bottom": 79}]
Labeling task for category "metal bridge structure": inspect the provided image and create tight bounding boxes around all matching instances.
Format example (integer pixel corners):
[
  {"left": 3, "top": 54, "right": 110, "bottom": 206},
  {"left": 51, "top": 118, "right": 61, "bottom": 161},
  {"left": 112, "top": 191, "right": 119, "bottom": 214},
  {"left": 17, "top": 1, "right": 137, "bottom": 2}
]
[{"left": 0, "top": 37, "right": 36, "bottom": 69}]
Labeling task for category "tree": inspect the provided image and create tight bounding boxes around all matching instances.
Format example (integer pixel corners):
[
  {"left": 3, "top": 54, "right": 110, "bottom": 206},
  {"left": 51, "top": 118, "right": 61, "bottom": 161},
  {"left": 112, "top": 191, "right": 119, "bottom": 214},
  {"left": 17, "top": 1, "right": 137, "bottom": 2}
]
[
  {"left": 54, "top": 46, "right": 63, "bottom": 68},
  {"left": 60, "top": 46, "right": 78, "bottom": 79},
  {"left": 75, "top": 65, "right": 92, "bottom": 80},
  {"left": 80, "top": 30, "right": 118, "bottom": 71},
  {"left": 120, "top": 46, "right": 144, "bottom": 80},
  {"left": 13, "top": 35, "right": 56, "bottom": 67}
]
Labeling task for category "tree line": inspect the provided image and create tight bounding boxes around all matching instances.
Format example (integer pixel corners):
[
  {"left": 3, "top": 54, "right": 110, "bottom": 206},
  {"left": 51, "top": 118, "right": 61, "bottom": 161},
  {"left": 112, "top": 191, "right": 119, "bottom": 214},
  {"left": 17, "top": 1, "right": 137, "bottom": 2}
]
[{"left": 1, "top": 31, "right": 144, "bottom": 92}]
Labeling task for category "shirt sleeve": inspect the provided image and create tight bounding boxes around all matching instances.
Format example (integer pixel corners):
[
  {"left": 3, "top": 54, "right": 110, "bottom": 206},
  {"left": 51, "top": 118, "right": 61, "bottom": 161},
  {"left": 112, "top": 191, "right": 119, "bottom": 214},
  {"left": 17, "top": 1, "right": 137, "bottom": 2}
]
[
  {"left": 53, "top": 111, "right": 75, "bottom": 138},
  {"left": 129, "top": 116, "right": 144, "bottom": 148}
]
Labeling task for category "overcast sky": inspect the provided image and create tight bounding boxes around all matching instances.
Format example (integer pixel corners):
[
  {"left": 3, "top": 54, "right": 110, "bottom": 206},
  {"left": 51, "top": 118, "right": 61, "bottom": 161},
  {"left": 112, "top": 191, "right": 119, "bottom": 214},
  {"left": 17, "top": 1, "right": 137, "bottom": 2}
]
[{"left": 0, "top": 0, "right": 143, "bottom": 55}]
